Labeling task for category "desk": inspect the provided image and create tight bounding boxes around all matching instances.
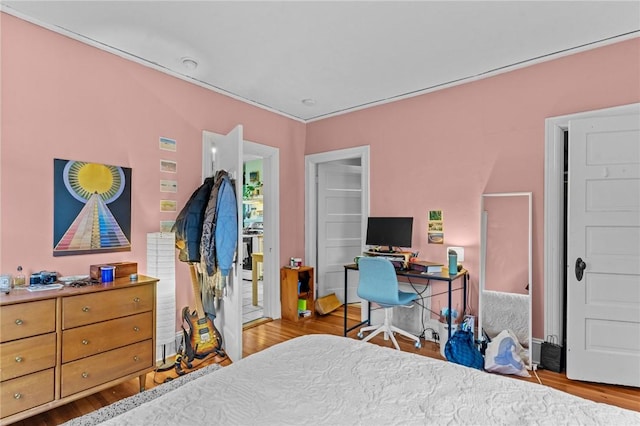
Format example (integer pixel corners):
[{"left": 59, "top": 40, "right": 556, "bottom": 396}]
[
  {"left": 251, "top": 252, "right": 263, "bottom": 306},
  {"left": 343, "top": 264, "right": 467, "bottom": 341}
]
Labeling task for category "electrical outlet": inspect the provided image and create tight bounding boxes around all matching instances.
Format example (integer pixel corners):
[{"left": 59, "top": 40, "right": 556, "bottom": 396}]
[{"left": 433, "top": 332, "right": 439, "bottom": 342}]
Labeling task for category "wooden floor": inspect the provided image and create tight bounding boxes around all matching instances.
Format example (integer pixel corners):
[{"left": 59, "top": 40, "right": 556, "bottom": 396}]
[{"left": 15, "top": 305, "right": 640, "bottom": 425}]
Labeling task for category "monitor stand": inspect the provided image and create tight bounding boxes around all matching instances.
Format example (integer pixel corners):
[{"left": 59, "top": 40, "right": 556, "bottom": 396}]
[{"left": 377, "top": 246, "right": 395, "bottom": 253}]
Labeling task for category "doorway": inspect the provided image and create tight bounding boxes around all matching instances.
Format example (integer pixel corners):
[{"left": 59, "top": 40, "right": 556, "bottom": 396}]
[
  {"left": 243, "top": 141, "right": 280, "bottom": 324},
  {"left": 544, "top": 103, "right": 640, "bottom": 386},
  {"left": 242, "top": 156, "right": 265, "bottom": 324},
  {"left": 305, "top": 146, "right": 370, "bottom": 305},
  {"left": 202, "top": 135, "right": 281, "bottom": 327}
]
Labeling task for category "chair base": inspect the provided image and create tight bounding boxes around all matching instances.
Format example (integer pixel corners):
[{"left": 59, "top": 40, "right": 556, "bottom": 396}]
[{"left": 358, "top": 306, "right": 421, "bottom": 350}]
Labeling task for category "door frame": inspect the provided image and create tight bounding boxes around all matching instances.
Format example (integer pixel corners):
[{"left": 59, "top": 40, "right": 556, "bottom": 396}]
[
  {"left": 543, "top": 102, "right": 639, "bottom": 343},
  {"left": 244, "top": 140, "right": 281, "bottom": 319},
  {"left": 305, "top": 146, "right": 370, "bottom": 282}
]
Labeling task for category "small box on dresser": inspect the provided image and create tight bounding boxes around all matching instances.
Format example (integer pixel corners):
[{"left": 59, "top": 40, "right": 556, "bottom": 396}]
[{"left": 89, "top": 262, "right": 138, "bottom": 281}]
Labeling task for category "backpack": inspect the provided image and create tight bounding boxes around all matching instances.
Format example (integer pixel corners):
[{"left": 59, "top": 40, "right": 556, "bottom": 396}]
[{"left": 444, "top": 329, "right": 484, "bottom": 370}]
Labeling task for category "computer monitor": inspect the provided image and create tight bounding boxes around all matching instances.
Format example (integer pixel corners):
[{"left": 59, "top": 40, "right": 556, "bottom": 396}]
[{"left": 365, "top": 217, "right": 413, "bottom": 253}]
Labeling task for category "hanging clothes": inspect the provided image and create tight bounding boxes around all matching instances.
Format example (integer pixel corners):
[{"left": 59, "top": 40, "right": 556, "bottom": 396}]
[
  {"left": 195, "top": 170, "right": 238, "bottom": 317},
  {"left": 200, "top": 170, "right": 228, "bottom": 276},
  {"left": 174, "top": 170, "right": 238, "bottom": 320},
  {"left": 214, "top": 173, "right": 238, "bottom": 278},
  {"left": 172, "top": 177, "right": 215, "bottom": 263}
]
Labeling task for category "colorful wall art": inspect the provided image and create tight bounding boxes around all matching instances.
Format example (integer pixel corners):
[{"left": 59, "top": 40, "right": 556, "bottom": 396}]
[{"left": 53, "top": 159, "right": 132, "bottom": 256}]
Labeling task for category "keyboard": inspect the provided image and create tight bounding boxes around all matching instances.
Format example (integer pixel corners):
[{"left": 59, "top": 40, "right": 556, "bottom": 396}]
[{"left": 26, "top": 284, "right": 64, "bottom": 292}]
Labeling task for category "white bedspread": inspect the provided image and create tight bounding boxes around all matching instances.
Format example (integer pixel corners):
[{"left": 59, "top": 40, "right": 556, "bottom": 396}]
[{"left": 99, "top": 334, "right": 640, "bottom": 425}]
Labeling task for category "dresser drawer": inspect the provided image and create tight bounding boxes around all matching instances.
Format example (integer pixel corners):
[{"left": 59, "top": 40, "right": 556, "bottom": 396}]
[
  {"left": 61, "top": 339, "right": 152, "bottom": 397},
  {"left": 62, "top": 311, "right": 153, "bottom": 363},
  {"left": 0, "top": 368, "right": 54, "bottom": 418},
  {"left": 62, "top": 284, "right": 154, "bottom": 328},
  {"left": 0, "top": 299, "right": 56, "bottom": 343},
  {"left": 0, "top": 333, "right": 56, "bottom": 381}
]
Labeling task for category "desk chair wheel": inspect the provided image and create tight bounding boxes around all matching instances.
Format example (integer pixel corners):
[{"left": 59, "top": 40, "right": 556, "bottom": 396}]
[{"left": 357, "top": 332, "right": 364, "bottom": 339}]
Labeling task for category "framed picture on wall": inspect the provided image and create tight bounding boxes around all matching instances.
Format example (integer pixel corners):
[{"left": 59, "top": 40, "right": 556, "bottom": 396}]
[
  {"left": 159, "top": 137, "right": 177, "bottom": 152},
  {"left": 428, "top": 210, "right": 444, "bottom": 244},
  {"left": 160, "top": 160, "right": 177, "bottom": 173},
  {"left": 53, "top": 159, "right": 132, "bottom": 256}
]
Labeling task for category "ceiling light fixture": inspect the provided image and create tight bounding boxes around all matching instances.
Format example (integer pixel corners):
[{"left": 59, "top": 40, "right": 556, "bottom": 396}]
[
  {"left": 181, "top": 57, "right": 199, "bottom": 70},
  {"left": 301, "top": 98, "right": 316, "bottom": 106}
]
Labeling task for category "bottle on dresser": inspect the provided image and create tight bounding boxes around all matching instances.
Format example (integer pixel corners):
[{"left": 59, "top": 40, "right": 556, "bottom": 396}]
[{"left": 13, "top": 265, "right": 26, "bottom": 288}]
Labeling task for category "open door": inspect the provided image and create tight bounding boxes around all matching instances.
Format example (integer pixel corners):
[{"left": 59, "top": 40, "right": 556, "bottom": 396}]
[
  {"left": 566, "top": 114, "right": 640, "bottom": 386},
  {"left": 203, "top": 126, "right": 244, "bottom": 362}
]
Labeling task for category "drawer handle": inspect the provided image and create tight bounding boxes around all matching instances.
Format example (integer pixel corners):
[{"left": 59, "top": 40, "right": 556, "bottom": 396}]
[
  {"left": 82, "top": 339, "right": 90, "bottom": 345},
  {"left": 133, "top": 355, "right": 139, "bottom": 362},
  {"left": 14, "top": 393, "right": 22, "bottom": 400},
  {"left": 81, "top": 372, "right": 89, "bottom": 379},
  {"left": 133, "top": 297, "right": 141, "bottom": 303},
  {"left": 133, "top": 326, "right": 140, "bottom": 332},
  {"left": 15, "top": 319, "right": 23, "bottom": 325},
  {"left": 82, "top": 306, "right": 90, "bottom": 312},
  {"left": 15, "top": 356, "right": 23, "bottom": 363}
]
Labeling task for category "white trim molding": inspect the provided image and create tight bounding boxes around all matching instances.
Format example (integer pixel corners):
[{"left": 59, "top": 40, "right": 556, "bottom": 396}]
[
  {"left": 543, "top": 103, "right": 640, "bottom": 343},
  {"left": 305, "top": 146, "right": 370, "bottom": 276}
]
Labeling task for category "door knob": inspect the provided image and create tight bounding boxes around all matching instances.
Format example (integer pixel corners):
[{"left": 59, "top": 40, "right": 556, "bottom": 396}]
[{"left": 575, "top": 258, "right": 587, "bottom": 281}]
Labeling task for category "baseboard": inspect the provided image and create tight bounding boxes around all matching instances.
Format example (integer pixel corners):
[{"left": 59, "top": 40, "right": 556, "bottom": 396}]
[{"left": 532, "top": 337, "right": 543, "bottom": 365}]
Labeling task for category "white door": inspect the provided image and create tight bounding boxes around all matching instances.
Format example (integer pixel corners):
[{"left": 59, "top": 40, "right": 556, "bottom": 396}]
[
  {"left": 203, "top": 126, "right": 243, "bottom": 362},
  {"left": 566, "top": 114, "right": 640, "bottom": 387},
  {"left": 317, "top": 162, "right": 363, "bottom": 303}
]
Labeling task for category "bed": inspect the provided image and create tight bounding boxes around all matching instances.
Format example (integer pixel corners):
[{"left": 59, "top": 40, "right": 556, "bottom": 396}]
[{"left": 65, "top": 334, "right": 640, "bottom": 425}]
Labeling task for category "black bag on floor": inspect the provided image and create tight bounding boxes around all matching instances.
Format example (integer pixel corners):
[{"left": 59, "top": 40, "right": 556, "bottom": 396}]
[{"left": 540, "top": 335, "right": 564, "bottom": 373}]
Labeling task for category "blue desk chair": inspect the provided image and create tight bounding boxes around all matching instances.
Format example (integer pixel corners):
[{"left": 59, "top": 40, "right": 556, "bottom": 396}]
[{"left": 356, "top": 257, "right": 422, "bottom": 350}]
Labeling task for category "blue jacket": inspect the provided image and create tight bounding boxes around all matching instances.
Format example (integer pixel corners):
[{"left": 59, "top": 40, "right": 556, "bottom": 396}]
[
  {"left": 172, "top": 177, "right": 215, "bottom": 263},
  {"left": 200, "top": 170, "right": 238, "bottom": 276},
  {"left": 214, "top": 174, "right": 238, "bottom": 277}
]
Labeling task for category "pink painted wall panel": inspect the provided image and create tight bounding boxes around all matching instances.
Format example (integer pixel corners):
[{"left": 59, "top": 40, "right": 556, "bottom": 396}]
[
  {"left": 306, "top": 38, "right": 640, "bottom": 338},
  {"left": 2, "top": 11, "right": 639, "bottom": 340},
  {"left": 0, "top": 13, "right": 306, "bottom": 328}
]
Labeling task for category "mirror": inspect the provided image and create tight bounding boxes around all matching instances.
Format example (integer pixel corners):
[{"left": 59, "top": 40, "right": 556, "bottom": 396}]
[{"left": 479, "top": 192, "right": 532, "bottom": 368}]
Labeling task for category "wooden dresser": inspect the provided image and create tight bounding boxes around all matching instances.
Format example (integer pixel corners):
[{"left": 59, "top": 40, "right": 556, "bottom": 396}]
[{"left": 0, "top": 275, "right": 158, "bottom": 425}]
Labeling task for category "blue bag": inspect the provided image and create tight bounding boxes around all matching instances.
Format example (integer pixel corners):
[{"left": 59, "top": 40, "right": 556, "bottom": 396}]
[{"left": 444, "top": 329, "right": 484, "bottom": 370}]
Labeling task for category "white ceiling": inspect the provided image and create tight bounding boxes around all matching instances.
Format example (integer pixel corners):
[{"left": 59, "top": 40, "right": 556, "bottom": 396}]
[{"left": 2, "top": 1, "right": 639, "bottom": 122}]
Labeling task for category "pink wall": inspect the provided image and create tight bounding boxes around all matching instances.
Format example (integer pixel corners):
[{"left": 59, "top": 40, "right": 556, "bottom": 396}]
[
  {"left": 305, "top": 38, "right": 640, "bottom": 338},
  {"left": 0, "top": 14, "right": 306, "bottom": 327},
  {"left": 2, "top": 13, "right": 639, "bottom": 340}
]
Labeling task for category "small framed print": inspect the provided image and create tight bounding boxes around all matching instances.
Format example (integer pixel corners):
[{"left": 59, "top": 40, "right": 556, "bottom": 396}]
[
  {"left": 160, "top": 160, "right": 177, "bottom": 173},
  {"left": 428, "top": 233, "right": 444, "bottom": 244},
  {"left": 160, "top": 180, "right": 178, "bottom": 193},
  {"left": 160, "top": 221, "right": 175, "bottom": 232},
  {"left": 160, "top": 200, "right": 177, "bottom": 212},
  {"left": 159, "top": 137, "right": 177, "bottom": 152}
]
